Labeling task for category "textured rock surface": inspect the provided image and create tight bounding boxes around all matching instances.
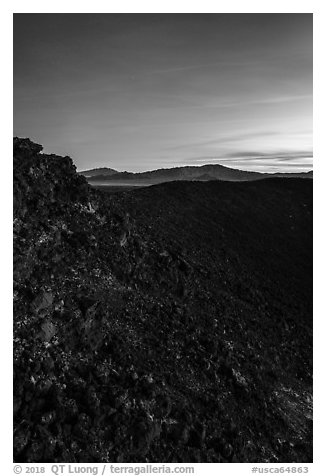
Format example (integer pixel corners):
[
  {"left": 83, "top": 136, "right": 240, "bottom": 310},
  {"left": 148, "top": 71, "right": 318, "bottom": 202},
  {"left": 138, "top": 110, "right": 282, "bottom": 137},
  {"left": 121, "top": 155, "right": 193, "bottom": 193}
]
[{"left": 13, "top": 138, "right": 312, "bottom": 463}]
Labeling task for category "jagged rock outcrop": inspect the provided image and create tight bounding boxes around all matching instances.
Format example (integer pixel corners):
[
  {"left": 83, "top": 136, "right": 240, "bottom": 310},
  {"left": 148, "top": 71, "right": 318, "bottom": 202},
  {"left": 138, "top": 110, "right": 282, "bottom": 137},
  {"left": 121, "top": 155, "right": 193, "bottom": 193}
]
[{"left": 13, "top": 138, "right": 312, "bottom": 463}]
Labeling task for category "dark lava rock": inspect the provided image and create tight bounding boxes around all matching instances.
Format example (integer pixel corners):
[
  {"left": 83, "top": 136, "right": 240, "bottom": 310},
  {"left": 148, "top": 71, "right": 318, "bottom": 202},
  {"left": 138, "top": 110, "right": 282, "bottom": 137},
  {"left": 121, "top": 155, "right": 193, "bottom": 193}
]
[{"left": 13, "top": 138, "right": 312, "bottom": 463}]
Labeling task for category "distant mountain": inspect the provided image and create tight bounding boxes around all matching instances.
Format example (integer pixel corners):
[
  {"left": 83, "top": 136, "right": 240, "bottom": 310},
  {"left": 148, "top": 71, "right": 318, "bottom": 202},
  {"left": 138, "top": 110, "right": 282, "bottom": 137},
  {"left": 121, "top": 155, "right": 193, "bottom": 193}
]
[
  {"left": 80, "top": 163, "right": 313, "bottom": 185},
  {"left": 271, "top": 170, "right": 313, "bottom": 179},
  {"left": 78, "top": 167, "right": 118, "bottom": 178}
]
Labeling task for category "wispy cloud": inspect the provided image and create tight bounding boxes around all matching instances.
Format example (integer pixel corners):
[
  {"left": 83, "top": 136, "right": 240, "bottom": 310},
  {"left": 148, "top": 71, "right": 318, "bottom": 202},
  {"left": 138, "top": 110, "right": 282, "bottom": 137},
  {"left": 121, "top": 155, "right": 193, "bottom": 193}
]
[
  {"left": 142, "top": 50, "right": 310, "bottom": 76},
  {"left": 220, "top": 150, "right": 313, "bottom": 161},
  {"left": 155, "top": 95, "right": 311, "bottom": 115},
  {"left": 196, "top": 94, "right": 311, "bottom": 110},
  {"left": 185, "top": 151, "right": 312, "bottom": 162},
  {"left": 166, "top": 131, "right": 280, "bottom": 152},
  {"left": 143, "top": 60, "right": 255, "bottom": 76}
]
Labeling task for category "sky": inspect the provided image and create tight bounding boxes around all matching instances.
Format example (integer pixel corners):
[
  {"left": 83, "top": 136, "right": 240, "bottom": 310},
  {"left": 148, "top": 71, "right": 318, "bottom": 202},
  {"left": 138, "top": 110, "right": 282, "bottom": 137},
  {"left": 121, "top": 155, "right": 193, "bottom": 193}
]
[{"left": 13, "top": 14, "right": 313, "bottom": 173}]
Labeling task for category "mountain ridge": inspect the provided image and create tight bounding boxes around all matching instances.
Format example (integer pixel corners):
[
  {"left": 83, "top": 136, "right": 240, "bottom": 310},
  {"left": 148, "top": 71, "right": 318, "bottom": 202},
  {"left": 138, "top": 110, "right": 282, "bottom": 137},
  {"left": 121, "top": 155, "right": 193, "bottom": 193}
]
[
  {"left": 79, "top": 162, "right": 313, "bottom": 184},
  {"left": 78, "top": 167, "right": 118, "bottom": 177}
]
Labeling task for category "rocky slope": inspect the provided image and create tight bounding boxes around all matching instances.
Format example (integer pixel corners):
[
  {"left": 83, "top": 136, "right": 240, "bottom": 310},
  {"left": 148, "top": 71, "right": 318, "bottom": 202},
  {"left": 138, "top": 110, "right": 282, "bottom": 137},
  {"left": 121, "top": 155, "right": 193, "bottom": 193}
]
[{"left": 13, "top": 138, "right": 312, "bottom": 463}]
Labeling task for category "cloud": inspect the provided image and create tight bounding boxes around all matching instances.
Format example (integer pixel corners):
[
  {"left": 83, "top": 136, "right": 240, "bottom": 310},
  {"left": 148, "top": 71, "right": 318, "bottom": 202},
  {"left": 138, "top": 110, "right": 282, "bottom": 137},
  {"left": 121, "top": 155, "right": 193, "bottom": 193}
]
[
  {"left": 220, "top": 150, "right": 313, "bottom": 161},
  {"left": 143, "top": 59, "right": 262, "bottom": 76},
  {"left": 166, "top": 131, "right": 281, "bottom": 152},
  {"left": 176, "top": 150, "right": 312, "bottom": 163}
]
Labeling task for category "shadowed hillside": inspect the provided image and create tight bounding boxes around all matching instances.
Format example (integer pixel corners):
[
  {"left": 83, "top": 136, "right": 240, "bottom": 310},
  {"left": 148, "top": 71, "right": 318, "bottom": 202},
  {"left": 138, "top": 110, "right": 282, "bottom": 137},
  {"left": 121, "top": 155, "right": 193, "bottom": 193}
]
[{"left": 13, "top": 138, "right": 312, "bottom": 463}]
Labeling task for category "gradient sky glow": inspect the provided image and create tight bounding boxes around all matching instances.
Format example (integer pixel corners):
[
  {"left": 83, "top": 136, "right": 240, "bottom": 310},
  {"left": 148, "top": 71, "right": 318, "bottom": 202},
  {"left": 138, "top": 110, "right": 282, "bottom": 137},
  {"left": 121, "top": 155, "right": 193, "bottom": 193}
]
[{"left": 14, "top": 14, "right": 313, "bottom": 172}]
